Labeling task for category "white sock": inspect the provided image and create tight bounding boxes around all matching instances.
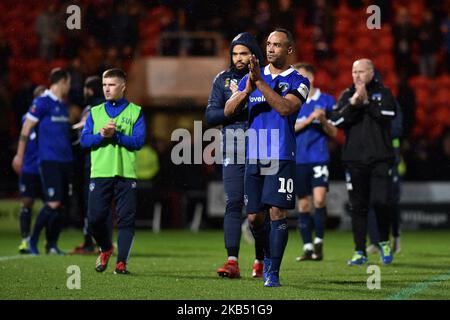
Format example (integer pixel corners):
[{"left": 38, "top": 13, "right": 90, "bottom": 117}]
[
  {"left": 254, "top": 259, "right": 263, "bottom": 264},
  {"left": 303, "top": 243, "right": 314, "bottom": 251},
  {"left": 314, "top": 237, "right": 323, "bottom": 244},
  {"left": 228, "top": 256, "right": 238, "bottom": 261}
]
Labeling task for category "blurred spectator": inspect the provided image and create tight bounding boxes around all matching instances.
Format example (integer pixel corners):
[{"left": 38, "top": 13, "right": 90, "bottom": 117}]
[
  {"left": 35, "top": 4, "right": 61, "bottom": 61},
  {"left": 109, "top": 2, "right": 138, "bottom": 49},
  {"left": 99, "top": 47, "right": 121, "bottom": 72},
  {"left": 309, "top": 0, "right": 334, "bottom": 40},
  {"left": 441, "top": 11, "right": 450, "bottom": 73},
  {"left": 79, "top": 37, "right": 104, "bottom": 75},
  {"left": 68, "top": 57, "right": 84, "bottom": 106},
  {"left": 273, "top": 0, "right": 295, "bottom": 32},
  {"left": 254, "top": 0, "right": 272, "bottom": 42},
  {"left": 392, "top": 8, "right": 416, "bottom": 77},
  {"left": 417, "top": 10, "right": 440, "bottom": 77},
  {"left": 397, "top": 73, "right": 416, "bottom": 138},
  {"left": 61, "top": 0, "right": 83, "bottom": 59},
  {"left": 85, "top": 3, "right": 112, "bottom": 48},
  {"left": 12, "top": 80, "right": 35, "bottom": 128},
  {"left": 432, "top": 129, "right": 450, "bottom": 180},
  {"left": 403, "top": 138, "right": 435, "bottom": 180},
  {"left": 136, "top": 140, "right": 160, "bottom": 223},
  {"left": 227, "top": 1, "right": 253, "bottom": 40},
  {"left": 0, "top": 30, "right": 11, "bottom": 85},
  {"left": 313, "top": 26, "right": 332, "bottom": 60}
]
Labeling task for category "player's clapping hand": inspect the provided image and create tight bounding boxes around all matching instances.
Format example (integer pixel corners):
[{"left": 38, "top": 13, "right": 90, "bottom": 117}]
[
  {"left": 229, "top": 80, "right": 238, "bottom": 94},
  {"left": 356, "top": 83, "right": 368, "bottom": 102},
  {"left": 100, "top": 119, "right": 116, "bottom": 138},
  {"left": 249, "top": 54, "right": 261, "bottom": 83},
  {"left": 311, "top": 108, "right": 326, "bottom": 121},
  {"left": 350, "top": 83, "right": 366, "bottom": 105}
]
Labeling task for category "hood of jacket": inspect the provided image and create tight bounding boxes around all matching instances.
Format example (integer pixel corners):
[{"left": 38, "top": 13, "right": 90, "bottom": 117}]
[{"left": 229, "top": 32, "right": 264, "bottom": 74}]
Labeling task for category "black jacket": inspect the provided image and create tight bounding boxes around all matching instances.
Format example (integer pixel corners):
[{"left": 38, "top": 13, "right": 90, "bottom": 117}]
[{"left": 330, "top": 78, "right": 396, "bottom": 164}]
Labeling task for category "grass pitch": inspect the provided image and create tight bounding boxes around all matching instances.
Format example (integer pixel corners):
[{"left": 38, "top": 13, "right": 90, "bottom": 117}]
[{"left": 0, "top": 226, "right": 449, "bottom": 300}]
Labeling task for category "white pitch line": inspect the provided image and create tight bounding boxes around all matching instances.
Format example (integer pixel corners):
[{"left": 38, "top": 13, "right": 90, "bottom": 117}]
[{"left": 0, "top": 255, "right": 37, "bottom": 262}]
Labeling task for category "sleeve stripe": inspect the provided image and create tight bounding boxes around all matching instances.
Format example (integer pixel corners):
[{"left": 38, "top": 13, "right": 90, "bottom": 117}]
[
  {"left": 331, "top": 118, "right": 344, "bottom": 126},
  {"left": 26, "top": 113, "right": 39, "bottom": 122},
  {"left": 381, "top": 110, "right": 395, "bottom": 116}
]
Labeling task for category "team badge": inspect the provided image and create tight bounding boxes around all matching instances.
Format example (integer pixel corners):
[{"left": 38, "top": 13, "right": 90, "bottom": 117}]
[
  {"left": 278, "top": 82, "right": 290, "bottom": 92},
  {"left": 371, "top": 93, "right": 382, "bottom": 101}
]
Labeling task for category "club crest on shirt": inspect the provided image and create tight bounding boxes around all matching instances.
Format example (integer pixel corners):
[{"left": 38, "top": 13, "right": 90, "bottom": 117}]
[
  {"left": 278, "top": 82, "right": 290, "bottom": 93},
  {"left": 225, "top": 78, "right": 237, "bottom": 88},
  {"left": 371, "top": 93, "right": 382, "bottom": 101}
]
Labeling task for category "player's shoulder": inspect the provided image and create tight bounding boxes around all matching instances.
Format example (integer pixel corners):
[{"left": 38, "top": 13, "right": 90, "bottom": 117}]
[
  {"left": 33, "top": 94, "right": 49, "bottom": 107},
  {"left": 128, "top": 101, "right": 142, "bottom": 112},
  {"left": 213, "top": 70, "right": 229, "bottom": 83},
  {"left": 290, "top": 69, "right": 310, "bottom": 85}
]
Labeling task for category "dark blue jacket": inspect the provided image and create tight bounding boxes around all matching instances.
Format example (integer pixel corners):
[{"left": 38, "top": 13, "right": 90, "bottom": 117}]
[{"left": 205, "top": 32, "right": 263, "bottom": 130}]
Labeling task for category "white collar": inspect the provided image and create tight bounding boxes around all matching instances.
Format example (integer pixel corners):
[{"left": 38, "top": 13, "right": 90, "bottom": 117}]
[
  {"left": 263, "top": 65, "right": 296, "bottom": 79},
  {"left": 306, "top": 88, "right": 321, "bottom": 103},
  {"left": 44, "top": 89, "right": 60, "bottom": 102}
]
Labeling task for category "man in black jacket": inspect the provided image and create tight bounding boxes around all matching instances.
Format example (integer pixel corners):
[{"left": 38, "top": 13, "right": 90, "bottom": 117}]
[
  {"left": 331, "top": 59, "right": 396, "bottom": 265},
  {"left": 205, "top": 32, "right": 265, "bottom": 279}
]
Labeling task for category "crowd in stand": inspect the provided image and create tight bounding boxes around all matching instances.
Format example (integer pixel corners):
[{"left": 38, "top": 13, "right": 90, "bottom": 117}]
[{"left": 1, "top": 0, "right": 449, "bottom": 201}]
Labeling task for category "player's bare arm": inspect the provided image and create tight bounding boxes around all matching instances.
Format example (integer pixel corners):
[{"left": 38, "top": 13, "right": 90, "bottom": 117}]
[
  {"left": 317, "top": 110, "right": 338, "bottom": 138},
  {"left": 294, "top": 109, "right": 321, "bottom": 132},
  {"left": 224, "top": 76, "right": 253, "bottom": 117},
  {"left": 12, "top": 118, "right": 38, "bottom": 174}
]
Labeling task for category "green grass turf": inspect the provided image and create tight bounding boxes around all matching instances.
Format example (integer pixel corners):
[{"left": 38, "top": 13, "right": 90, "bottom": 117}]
[{"left": 0, "top": 227, "right": 449, "bottom": 300}]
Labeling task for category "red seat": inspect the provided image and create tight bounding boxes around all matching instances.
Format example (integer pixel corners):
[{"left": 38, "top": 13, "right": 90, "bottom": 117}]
[
  {"left": 409, "top": 76, "right": 432, "bottom": 91},
  {"left": 433, "top": 89, "right": 449, "bottom": 107}
]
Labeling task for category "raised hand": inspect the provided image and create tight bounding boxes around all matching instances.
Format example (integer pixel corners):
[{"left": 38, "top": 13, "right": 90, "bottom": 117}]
[{"left": 249, "top": 54, "right": 261, "bottom": 83}]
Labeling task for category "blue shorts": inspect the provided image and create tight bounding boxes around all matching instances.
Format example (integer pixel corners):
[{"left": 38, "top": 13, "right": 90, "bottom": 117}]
[
  {"left": 245, "top": 160, "right": 296, "bottom": 213},
  {"left": 295, "top": 163, "right": 329, "bottom": 198},
  {"left": 39, "top": 161, "right": 73, "bottom": 203},
  {"left": 19, "top": 172, "right": 42, "bottom": 199}
]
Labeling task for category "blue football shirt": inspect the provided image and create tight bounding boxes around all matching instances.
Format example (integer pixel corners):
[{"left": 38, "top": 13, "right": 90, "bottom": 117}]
[
  {"left": 295, "top": 89, "right": 336, "bottom": 164},
  {"left": 26, "top": 90, "right": 73, "bottom": 163},
  {"left": 238, "top": 65, "right": 310, "bottom": 161}
]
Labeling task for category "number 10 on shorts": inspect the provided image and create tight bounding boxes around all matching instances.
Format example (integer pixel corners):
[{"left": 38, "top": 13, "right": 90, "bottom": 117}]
[{"left": 278, "top": 178, "right": 294, "bottom": 193}]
